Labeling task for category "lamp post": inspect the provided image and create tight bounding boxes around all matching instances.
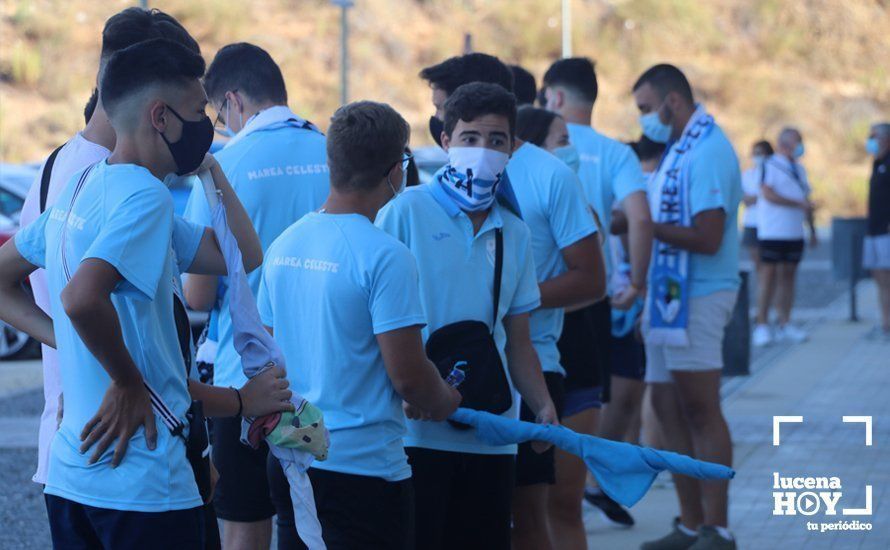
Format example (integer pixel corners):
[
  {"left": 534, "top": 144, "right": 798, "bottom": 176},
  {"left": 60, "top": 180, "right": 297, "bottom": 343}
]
[
  {"left": 562, "top": 0, "right": 572, "bottom": 58},
  {"left": 331, "top": 0, "right": 354, "bottom": 105}
]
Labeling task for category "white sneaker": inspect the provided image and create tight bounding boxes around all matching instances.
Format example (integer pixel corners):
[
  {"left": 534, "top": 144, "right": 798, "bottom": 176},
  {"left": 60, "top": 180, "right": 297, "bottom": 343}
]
[
  {"left": 752, "top": 324, "right": 773, "bottom": 347},
  {"left": 777, "top": 324, "right": 808, "bottom": 343}
]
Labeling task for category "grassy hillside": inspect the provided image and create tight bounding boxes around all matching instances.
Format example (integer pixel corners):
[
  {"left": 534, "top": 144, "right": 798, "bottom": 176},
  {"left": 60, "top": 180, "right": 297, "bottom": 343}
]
[{"left": 1, "top": 0, "right": 888, "bottom": 219}]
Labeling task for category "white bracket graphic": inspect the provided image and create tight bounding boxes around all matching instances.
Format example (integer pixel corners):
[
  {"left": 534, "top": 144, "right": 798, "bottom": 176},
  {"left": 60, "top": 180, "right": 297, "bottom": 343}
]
[
  {"left": 842, "top": 416, "right": 873, "bottom": 446},
  {"left": 773, "top": 416, "right": 803, "bottom": 446},
  {"left": 843, "top": 485, "right": 873, "bottom": 515}
]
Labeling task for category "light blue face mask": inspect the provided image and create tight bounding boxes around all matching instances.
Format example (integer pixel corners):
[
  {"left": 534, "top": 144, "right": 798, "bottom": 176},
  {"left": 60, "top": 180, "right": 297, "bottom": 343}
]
[
  {"left": 552, "top": 144, "right": 580, "bottom": 174},
  {"left": 866, "top": 138, "right": 879, "bottom": 156},
  {"left": 753, "top": 154, "right": 767, "bottom": 165},
  {"left": 639, "top": 109, "right": 672, "bottom": 144},
  {"left": 213, "top": 98, "right": 243, "bottom": 138},
  {"left": 793, "top": 143, "right": 805, "bottom": 158}
]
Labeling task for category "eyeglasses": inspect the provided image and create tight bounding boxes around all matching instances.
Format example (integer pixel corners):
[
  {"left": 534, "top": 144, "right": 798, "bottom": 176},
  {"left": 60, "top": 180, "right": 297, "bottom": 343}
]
[
  {"left": 384, "top": 150, "right": 413, "bottom": 176},
  {"left": 212, "top": 90, "right": 238, "bottom": 135}
]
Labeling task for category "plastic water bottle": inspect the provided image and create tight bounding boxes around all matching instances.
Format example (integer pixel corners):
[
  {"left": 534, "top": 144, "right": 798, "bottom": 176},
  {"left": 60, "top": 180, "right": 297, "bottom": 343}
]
[{"left": 445, "top": 361, "right": 467, "bottom": 388}]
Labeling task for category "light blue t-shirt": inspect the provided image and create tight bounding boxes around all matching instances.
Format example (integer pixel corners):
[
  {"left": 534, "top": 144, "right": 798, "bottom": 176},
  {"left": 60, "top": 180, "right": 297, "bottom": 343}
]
[
  {"left": 183, "top": 120, "right": 329, "bottom": 389},
  {"left": 257, "top": 212, "right": 426, "bottom": 481},
  {"left": 657, "top": 124, "right": 742, "bottom": 297},
  {"left": 376, "top": 182, "right": 541, "bottom": 455},
  {"left": 15, "top": 160, "right": 205, "bottom": 512},
  {"left": 505, "top": 142, "right": 598, "bottom": 374},
  {"left": 567, "top": 123, "right": 646, "bottom": 278}
]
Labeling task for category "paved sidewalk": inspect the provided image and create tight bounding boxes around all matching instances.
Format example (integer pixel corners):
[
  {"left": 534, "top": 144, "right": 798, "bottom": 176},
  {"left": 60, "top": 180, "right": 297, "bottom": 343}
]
[{"left": 586, "top": 280, "right": 889, "bottom": 549}]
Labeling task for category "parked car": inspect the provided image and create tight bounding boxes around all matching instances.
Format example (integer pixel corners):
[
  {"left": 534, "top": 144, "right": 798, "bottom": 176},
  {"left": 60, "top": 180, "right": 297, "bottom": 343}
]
[{"left": 0, "top": 213, "right": 40, "bottom": 360}]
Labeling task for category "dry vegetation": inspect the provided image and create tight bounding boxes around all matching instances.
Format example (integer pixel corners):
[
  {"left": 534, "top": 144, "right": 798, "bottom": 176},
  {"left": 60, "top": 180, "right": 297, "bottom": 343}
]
[{"left": 1, "top": 0, "right": 888, "bottom": 218}]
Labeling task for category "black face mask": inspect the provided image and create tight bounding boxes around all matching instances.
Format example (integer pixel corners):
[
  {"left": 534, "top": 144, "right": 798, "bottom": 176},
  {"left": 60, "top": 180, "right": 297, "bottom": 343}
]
[
  {"left": 429, "top": 115, "right": 444, "bottom": 148},
  {"left": 160, "top": 106, "right": 214, "bottom": 176}
]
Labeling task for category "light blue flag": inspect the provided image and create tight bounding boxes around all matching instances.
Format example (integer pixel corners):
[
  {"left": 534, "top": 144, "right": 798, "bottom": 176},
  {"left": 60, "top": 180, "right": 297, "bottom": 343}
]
[{"left": 450, "top": 408, "right": 734, "bottom": 507}]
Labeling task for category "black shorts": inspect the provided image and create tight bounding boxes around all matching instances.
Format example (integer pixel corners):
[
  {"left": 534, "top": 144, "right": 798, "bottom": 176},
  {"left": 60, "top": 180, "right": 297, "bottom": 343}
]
[
  {"left": 268, "top": 459, "right": 414, "bottom": 550},
  {"left": 610, "top": 331, "right": 646, "bottom": 381},
  {"left": 210, "top": 416, "right": 275, "bottom": 522},
  {"left": 742, "top": 226, "right": 758, "bottom": 248},
  {"left": 558, "top": 300, "right": 612, "bottom": 407},
  {"left": 45, "top": 494, "right": 204, "bottom": 550},
  {"left": 759, "top": 239, "right": 805, "bottom": 264},
  {"left": 406, "top": 448, "right": 514, "bottom": 550},
  {"left": 515, "top": 372, "right": 565, "bottom": 487}
]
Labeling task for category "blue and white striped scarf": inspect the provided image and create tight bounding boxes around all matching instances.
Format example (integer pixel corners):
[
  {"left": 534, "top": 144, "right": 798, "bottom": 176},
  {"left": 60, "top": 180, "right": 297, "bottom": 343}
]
[{"left": 647, "top": 106, "right": 715, "bottom": 346}]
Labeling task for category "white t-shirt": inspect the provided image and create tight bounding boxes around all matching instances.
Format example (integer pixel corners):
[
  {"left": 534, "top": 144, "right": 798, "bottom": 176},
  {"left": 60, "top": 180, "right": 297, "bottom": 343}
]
[
  {"left": 756, "top": 155, "right": 810, "bottom": 240},
  {"left": 19, "top": 132, "right": 110, "bottom": 484},
  {"left": 741, "top": 164, "right": 764, "bottom": 228}
]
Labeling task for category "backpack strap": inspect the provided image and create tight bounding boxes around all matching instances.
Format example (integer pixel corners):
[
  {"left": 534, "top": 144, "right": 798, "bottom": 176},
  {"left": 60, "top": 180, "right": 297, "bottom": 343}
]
[
  {"left": 491, "top": 228, "right": 503, "bottom": 333},
  {"left": 39, "top": 144, "right": 65, "bottom": 213}
]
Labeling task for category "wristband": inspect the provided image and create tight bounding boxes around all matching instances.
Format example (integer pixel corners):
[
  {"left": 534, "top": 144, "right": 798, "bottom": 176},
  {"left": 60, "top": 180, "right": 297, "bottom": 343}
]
[{"left": 231, "top": 387, "right": 243, "bottom": 417}]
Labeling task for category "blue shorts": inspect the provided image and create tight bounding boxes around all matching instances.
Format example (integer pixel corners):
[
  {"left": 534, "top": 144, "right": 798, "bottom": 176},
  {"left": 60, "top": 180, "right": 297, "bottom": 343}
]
[
  {"left": 563, "top": 386, "right": 603, "bottom": 417},
  {"left": 45, "top": 494, "right": 204, "bottom": 550},
  {"left": 610, "top": 332, "right": 646, "bottom": 381}
]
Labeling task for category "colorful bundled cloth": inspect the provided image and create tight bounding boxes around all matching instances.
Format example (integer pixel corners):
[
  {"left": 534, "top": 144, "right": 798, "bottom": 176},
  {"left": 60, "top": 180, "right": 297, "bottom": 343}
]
[
  {"left": 199, "top": 172, "right": 329, "bottom": 550},
  {"left": 449, "top": 408, "right": 734, "bottom": 507},
  {"left": 646, "top": 106, "right": 716, "bottom": 346}
]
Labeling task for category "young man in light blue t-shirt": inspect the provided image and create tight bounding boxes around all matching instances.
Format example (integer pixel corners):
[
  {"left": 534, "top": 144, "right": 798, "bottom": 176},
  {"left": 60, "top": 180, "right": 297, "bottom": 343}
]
[
  {"left": 543, "top": 56, "right": 655, "bottom": 536},
  {"left": 181, "top": 42, "right": 330, "bottom": 549},
  {"left": 377, "top": 82, "right": 557, "bottom": 550},
  {"left": 634, "top": 64, "right": 741, "bottom": 550},
  {"left": 0, "top": 39, "right": 292, "bottom": 548},
  {"left": 420, "top": 53, "right": 605, "bottom": 550},
  {"left": 258, "top": 101, "right": 461, "bottom": 549}
]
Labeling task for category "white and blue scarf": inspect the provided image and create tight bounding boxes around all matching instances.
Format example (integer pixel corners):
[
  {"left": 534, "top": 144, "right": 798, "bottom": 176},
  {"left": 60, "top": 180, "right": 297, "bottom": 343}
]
[
  {"left": 225, "top": 105, "right": 321, "bottom": 149},
  {"left": 647, "top": 106, "right": 715, "bottom": 346}
]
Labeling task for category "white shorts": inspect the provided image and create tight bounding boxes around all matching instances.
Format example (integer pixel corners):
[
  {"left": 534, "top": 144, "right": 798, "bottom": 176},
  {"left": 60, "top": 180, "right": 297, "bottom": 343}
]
[
  {"left": 863, "top": 234, "right": 890, "bottom": 270},
  {"left": 642, "top": 290, "right": 737, "bottom": 383}
]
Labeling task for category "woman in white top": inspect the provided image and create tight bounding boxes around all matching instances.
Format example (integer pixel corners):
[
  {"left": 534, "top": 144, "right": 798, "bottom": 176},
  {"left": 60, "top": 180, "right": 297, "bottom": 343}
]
[{"left": 753, "top": 128, "right": 817, "bottom": 347}]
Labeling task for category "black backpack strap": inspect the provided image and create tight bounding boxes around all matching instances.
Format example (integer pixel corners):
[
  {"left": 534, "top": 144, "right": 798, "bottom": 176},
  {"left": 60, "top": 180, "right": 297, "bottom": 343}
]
[
  {"left": 39, "top": 144, "right": 65, "bottom": 214},
  {"left": 491, "top": 228, "right": 503, "bottom": 332}
]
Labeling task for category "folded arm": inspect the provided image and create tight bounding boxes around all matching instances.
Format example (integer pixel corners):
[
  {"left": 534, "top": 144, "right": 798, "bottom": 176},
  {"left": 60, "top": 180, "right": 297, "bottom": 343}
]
[
  {"left": 653, "top": 208, "right": 726, "bottom": 255},
  {"left": 539, "top": 234, "right": 606, "bottom": 310}
]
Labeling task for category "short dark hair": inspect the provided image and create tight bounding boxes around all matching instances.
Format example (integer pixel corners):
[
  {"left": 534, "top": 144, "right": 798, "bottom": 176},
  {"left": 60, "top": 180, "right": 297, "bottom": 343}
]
[
  {"left": 516, "top": 106, "right": 559, "bottom": 147},
  {"left": 443, "top": 83, "right": 517, "bottom": 139},
  {"left": 83, "top": 88, "right": 99, "bottom": 124},
  {"left": 203, "top": 43, "right": 288, "bottom": 105},
  {"left": 419, "top": 53, "right": 514, "bottom": 96},
  {"left": 632, "top": 63, "right": 694, "bottom": 104},
  {"left": 543, "top": 57, "right": 598, "bottom": 104},
  {"left": 326, "top": 101, "right": 409, "bottom": 192},
  {"left": 101, "top": 38, "right": 205, "bottom": 126},
  {"left": 510, "top": 65, "right": 537, "bottom": 106},
  {"left": 752, "top": 140, "right": 774, "bottom": 156},
  {"left": 100, "top": 8, "right": 199, "bottom": 69},
  {"left": 629, "top": 136, "right": 666, "bottom": 163}
]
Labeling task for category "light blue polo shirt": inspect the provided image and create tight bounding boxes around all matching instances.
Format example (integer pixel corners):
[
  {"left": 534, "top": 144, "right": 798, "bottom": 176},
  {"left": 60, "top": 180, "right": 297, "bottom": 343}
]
[
  {"left": 653, "top": 123, "right": 742, "bottom": 297},
  {"left": 15, "top": 160, "right": 205, "bottom": 512},
  {"left": 183, "top": 119, "right": 329, "bottom": 390},
  {"left": 257, "top": 212, "right": 425, "bottom": 481},
  {"left": 505, "top": 142, "right": 598, "bottom": 374},
  {"left": 567, "top": 123, "right": 646, "bottom": 277},
  {"left": 376, "top": 182, "right": 541, "bottom": 455}
]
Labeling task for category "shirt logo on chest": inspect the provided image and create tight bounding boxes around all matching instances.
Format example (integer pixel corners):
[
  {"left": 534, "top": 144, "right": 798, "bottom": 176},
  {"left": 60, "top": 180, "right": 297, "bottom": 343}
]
[{"left": 432, "top": 232, "right": 451, "bottom": 241}]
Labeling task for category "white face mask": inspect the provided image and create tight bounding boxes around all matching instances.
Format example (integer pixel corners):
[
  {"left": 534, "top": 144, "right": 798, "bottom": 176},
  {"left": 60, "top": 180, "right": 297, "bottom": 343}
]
[{"left": 440, "top": 147, "right": 510, "bottom": 212}]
